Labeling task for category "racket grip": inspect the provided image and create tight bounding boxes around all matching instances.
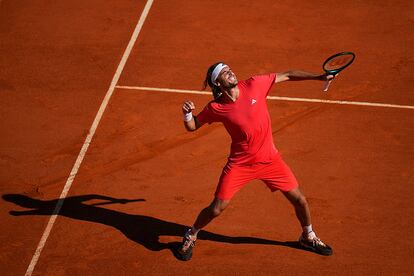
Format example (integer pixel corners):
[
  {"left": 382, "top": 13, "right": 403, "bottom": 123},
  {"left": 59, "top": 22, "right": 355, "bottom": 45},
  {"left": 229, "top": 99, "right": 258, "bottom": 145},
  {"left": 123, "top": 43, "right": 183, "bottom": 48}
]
[{"left": 323, "top": 79, "right": 333, "bottom": 92}]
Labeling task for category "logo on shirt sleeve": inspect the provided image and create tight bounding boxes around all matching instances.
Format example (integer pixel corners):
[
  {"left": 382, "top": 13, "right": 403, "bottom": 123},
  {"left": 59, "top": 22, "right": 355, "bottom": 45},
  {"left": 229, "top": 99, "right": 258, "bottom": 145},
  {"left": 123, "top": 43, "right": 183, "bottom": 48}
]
[{"left": 251, "top": 99, "right": 257, "bottom": 105}]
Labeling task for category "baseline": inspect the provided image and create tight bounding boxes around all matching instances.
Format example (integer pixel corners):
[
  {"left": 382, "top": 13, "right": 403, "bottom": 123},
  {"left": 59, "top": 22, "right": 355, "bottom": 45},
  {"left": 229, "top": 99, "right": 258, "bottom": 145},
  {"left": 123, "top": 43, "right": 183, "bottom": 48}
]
[{"left": 116, "top": 85, "right": 414, "bottom": 110}]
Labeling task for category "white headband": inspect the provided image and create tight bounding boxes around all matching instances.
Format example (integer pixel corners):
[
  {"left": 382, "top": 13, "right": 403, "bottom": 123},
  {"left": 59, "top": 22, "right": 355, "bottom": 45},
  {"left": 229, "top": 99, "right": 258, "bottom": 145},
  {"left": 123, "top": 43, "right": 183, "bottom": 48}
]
[{"left": 211, "top": 63, "right": 228, "bottom": 85}]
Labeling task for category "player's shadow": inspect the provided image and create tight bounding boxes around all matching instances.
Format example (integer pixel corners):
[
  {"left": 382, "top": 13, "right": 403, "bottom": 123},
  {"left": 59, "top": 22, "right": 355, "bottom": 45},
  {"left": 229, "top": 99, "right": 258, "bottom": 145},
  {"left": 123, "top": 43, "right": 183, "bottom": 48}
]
[{"left": 2, "top": 194, "right": 304, "bottom": 257}]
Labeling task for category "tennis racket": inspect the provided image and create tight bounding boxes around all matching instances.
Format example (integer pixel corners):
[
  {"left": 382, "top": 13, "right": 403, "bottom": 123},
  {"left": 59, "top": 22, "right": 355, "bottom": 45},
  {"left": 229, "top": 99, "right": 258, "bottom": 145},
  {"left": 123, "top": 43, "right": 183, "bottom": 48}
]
[{"left": 322, "top": 52, "right": 355, "bottom": 92}]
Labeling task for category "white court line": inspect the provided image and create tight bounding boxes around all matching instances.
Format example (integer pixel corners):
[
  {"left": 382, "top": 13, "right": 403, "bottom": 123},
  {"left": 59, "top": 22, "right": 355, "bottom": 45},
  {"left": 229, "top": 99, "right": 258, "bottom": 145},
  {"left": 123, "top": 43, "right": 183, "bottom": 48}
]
[
  {"left": 116, "top": 85, "right": 414, "bottom": 110},
  {"left": 24, "top": 1, "right": 154, "bottom": 275}
]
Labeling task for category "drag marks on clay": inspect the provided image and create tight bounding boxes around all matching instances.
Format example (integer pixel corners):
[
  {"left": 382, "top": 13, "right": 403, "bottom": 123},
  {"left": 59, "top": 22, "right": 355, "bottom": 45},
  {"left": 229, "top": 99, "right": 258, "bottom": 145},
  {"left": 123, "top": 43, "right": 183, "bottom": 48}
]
[
  {"left": 272, "top": 105, "right": 327, "bottom": 134},
  {"left": 306, "top": 197, "right": 331, "bottom": 209},
  {"left": 76, "top": 129, "right": 218, "bottom": 183}
]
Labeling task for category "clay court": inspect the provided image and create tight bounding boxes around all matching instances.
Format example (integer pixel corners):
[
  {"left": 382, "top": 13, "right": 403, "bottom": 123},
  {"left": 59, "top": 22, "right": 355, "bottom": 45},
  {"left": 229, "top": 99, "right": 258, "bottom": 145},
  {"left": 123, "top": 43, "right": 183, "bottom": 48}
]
[{"left": 1, "top": 0, "right": 413, "bottom": 275}]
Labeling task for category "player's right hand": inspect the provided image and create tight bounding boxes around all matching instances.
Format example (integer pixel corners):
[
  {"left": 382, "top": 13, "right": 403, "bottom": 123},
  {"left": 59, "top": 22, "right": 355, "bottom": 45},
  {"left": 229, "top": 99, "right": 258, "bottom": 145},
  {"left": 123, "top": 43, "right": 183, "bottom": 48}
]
[{"left": 182, "top": 101, "right": 195, "bottom": 114}]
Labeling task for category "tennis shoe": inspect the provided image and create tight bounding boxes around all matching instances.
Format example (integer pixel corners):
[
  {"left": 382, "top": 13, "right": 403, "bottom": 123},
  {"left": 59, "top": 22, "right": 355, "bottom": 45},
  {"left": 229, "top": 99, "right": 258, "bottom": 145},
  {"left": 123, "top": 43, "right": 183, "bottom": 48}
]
[
  {"left": 176, "top": 229, "right": 196, "bottom": 261},
  {"left": 299, "top": 233, "right": 333, "bottom": 256}
]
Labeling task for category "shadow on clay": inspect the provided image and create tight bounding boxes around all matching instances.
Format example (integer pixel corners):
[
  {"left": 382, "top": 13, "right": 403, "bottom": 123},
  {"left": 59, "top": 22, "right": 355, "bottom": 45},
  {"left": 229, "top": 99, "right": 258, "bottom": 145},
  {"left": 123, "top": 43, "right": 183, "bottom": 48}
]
[{"left": 2, "top": 193, "right": 308, "bottom": 259}]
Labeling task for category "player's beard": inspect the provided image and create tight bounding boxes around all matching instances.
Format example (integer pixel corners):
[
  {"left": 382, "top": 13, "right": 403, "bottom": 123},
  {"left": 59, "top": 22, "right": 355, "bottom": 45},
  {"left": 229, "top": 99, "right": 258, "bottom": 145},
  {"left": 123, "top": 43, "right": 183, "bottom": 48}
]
[
  {"left": 225, "top": 80, "right": 238, "bottom": 89},
  {"left": 229, "top": 82, "right": 238, "bottom": 88}
]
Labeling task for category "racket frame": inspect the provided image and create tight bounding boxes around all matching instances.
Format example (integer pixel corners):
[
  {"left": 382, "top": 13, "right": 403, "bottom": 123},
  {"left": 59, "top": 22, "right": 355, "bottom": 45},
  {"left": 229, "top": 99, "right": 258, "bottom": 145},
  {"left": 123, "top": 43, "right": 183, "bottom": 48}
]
[
  {"left": 323, "top": 51, "right": 355, "bottom": 75},
  {"left": 322, "top": 51, "right": 355, "bottom": 92}
]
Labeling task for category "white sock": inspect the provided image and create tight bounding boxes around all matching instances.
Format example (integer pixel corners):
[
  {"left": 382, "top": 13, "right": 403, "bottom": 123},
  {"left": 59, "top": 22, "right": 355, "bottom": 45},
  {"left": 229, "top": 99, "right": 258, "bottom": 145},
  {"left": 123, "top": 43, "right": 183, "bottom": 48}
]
[
  {"left": 303, "top": 224, "right": 313, "bottom": 234},
  {"left": 302, "top": 225, "right": 316, "bottom": 239}
]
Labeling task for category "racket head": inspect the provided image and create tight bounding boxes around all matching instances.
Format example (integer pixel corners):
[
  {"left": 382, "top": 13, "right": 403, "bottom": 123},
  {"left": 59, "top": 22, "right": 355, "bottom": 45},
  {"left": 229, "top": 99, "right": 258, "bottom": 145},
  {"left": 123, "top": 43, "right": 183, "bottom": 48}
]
[{"left": 323, "top": 52, "right": 355, "bottom": 74}]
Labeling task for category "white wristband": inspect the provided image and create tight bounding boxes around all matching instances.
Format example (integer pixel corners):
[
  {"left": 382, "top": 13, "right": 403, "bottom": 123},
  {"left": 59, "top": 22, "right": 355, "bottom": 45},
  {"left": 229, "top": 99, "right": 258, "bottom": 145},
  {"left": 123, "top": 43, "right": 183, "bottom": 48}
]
[{"left": 183, "top": 112, "right": 193, "bottom": 122}]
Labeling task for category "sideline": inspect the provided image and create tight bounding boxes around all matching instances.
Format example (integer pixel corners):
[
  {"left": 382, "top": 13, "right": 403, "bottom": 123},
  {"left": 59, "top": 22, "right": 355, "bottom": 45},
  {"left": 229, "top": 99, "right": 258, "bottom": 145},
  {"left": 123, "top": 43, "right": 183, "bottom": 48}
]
[{"left": 25, "top": 1, "right": 155, "bottom": 275}]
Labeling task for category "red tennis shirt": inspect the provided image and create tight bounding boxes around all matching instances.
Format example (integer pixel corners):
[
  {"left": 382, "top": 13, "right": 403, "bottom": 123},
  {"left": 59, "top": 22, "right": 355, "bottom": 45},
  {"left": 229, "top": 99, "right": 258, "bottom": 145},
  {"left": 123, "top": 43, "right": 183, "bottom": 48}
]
[{"left": 197, "top": 73, "right": 279, "bottom": 165}]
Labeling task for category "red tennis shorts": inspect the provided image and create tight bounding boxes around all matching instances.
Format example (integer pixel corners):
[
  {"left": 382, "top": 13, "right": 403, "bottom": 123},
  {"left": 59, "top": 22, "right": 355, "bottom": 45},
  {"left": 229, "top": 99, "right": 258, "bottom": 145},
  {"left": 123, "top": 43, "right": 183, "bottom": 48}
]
[{"left": 215, "top": 153, "right": 298, "bottom": 200}]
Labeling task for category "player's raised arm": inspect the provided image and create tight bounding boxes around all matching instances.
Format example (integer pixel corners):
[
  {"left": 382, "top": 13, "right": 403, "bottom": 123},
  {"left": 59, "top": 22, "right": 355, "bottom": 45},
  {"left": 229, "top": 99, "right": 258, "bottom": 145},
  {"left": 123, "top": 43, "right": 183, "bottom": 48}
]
[
  {"left": 182, "top": 100, "right": 203, "bottom": 132},
  {"left": 275, "top": 71, "right": 334, "bottom": 83}
]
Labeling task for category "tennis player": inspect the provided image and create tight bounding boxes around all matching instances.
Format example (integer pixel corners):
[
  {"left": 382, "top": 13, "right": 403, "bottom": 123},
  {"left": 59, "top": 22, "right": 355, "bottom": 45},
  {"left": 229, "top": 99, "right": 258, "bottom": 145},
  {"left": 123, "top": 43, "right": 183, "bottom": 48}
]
[{"left": 177, "top": 62, "right": 334, "bottom": 260}]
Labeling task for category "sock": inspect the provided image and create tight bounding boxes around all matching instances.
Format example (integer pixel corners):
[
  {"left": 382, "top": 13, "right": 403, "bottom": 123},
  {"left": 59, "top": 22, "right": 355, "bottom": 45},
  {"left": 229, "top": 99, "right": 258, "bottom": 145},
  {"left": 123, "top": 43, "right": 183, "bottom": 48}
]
[
  {"left": 302, "top": 225, "right": 316, "bottom": 239},
  {"left": 303, "top": 224, "right": 313, "bottom": 234}
]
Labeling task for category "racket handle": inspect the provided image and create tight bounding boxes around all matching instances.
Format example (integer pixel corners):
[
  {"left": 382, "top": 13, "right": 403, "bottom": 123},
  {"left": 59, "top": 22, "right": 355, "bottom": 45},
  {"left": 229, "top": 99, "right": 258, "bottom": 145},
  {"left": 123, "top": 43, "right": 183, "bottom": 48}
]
[{"left": 323, "top": 79, "right": 333, "bottom": 92}]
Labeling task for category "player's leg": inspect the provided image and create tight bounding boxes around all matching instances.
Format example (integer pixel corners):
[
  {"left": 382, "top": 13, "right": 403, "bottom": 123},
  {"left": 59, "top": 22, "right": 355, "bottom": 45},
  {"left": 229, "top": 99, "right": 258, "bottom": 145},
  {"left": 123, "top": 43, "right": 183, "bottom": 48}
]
[
  {"left": 259, "top": 154, "right": 313, "bottom": 235},
  {"left": 193, "top": 162, "right": 252, "bottom": 232},
  {"left": 192, "top": 197, "right": 230, "bottom": 232},
  {"left": 259, "top": 154, "right": 333, "bottom": 255},
  {"left": 176, "top": 163, "right": 252, "bottom": 261},
  {"left": 283, "top": 187, "right": 311, "bottom": 230},
  {"left": 177, "top": 198, "right": 230, "bottom": 261},
  {"left": 283, "top": 188, "right": 333, "bottom": 256}
]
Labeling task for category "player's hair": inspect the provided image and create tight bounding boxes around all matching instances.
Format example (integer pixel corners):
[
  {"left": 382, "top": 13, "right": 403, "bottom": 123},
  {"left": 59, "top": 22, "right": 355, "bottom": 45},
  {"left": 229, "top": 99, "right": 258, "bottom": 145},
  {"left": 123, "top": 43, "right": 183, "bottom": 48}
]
[{"left": 202, "top": 62, "right": 224, "bottom": 100}]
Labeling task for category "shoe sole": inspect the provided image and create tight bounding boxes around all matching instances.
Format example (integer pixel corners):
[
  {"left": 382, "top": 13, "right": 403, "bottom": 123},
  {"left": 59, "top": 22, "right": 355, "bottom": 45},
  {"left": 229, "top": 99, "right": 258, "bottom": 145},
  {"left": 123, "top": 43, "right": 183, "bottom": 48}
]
[
  {"left": 299, "top": 240, "right": 333, "bottom": 256},
  {"left": 174, "top": 249, "right": 192, "bottom": 261},
  {"left": 173, "top": 243, "right": 193, "bottom": 261}
]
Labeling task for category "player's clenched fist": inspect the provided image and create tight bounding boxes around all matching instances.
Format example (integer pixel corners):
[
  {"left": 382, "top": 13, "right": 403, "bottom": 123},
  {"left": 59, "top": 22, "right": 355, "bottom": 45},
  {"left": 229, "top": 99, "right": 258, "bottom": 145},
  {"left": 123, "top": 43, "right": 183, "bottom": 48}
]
[{"left": 182, "top": 101, "right": 195, "bottom": 114}]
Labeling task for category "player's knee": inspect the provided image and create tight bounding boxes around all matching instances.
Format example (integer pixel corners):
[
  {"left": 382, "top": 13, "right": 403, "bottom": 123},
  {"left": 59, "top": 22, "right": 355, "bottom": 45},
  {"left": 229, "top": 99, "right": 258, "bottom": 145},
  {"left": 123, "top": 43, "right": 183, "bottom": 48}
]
[
  {"left": 210, "top": 206, "right": 223, "bottom": 217},
  {"left": 209, "top": 200, "right": 228, "bottom": 217},
  {"left": 297, "top": 195, "right": 308, "bottom": 209}
]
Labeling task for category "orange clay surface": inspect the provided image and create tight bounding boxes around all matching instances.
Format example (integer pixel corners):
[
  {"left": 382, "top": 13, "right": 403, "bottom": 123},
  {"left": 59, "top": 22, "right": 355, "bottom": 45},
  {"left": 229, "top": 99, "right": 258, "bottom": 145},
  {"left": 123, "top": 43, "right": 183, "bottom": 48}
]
[{"left": 1, "top": 0, "right": 413, "bottom": 275}]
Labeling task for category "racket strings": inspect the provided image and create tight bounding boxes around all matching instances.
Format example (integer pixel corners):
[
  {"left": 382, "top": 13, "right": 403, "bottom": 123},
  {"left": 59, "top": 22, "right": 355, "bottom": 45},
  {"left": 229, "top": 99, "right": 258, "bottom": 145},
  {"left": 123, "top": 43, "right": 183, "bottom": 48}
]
[{"left": 324, "top": 55, "right": 354, "bottom": 71}]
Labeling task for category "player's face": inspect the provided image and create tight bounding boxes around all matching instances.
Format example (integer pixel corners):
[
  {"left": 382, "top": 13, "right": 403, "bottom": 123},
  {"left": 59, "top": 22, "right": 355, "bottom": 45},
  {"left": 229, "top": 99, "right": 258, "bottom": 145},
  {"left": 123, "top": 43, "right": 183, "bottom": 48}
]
[{"left": 217, "top": 67, "right": 238, "bottom": 88}]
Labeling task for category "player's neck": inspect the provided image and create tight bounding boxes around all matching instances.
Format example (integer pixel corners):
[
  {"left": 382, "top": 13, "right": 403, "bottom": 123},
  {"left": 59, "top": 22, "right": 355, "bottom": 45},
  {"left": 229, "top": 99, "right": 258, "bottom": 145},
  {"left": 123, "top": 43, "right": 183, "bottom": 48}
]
[{"left": 222, "top": 86, "right": 239, "bottom": 103}]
